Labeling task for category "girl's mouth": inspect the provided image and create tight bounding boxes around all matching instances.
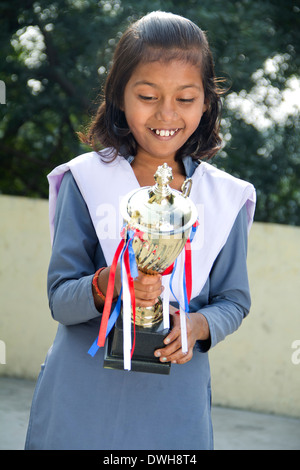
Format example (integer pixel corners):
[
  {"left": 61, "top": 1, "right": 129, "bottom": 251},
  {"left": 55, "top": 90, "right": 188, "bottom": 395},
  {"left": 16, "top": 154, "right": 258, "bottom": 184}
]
[{"left": 149, "top": 128, "right": 180, "bottom": 137}]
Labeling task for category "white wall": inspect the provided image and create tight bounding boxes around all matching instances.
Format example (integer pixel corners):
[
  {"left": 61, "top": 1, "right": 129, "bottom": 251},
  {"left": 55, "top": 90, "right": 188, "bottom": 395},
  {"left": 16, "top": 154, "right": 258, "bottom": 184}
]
[
  {"left": 1, "top": 195, "right": 299, "bottom": 417},
  {"left": 210, "top": 221, "right": 300, "bottom": 417}
]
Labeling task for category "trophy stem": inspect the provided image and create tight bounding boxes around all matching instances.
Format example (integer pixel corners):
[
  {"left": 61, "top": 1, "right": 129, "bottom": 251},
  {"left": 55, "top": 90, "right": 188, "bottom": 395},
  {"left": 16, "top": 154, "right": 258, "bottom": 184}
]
[{"left": 132, "top": 298, "right": 163, "bottom": 327}]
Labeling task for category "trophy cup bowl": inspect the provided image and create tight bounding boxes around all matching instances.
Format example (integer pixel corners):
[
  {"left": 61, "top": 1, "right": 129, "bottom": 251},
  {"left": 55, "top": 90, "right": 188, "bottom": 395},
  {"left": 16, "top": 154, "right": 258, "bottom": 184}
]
[{"left": 103, "top": 163, "right": 198, "bottom": 374}]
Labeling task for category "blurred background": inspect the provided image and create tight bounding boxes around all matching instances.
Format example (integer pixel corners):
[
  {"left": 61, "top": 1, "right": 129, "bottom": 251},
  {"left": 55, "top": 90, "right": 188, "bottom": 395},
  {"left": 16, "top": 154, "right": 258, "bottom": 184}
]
[
  {"left": 0, "top": 0, "right": 300, "bottom": 446},
  {"left": 1, "top": 0, "right": 299, "bottom": 224}
]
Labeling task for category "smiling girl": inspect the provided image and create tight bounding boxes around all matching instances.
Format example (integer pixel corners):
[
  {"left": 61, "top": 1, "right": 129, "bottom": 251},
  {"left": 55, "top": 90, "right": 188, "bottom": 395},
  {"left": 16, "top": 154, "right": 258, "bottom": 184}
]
[{"left": 25, "top": 11, "right": 256, "bottom": 450}]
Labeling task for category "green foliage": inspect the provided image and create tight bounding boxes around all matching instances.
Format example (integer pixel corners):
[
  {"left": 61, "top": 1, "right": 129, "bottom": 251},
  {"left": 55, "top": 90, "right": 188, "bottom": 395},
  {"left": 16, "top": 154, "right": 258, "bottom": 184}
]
[{"left": 0, "top": 0, "right": 299, "bottom": 224}]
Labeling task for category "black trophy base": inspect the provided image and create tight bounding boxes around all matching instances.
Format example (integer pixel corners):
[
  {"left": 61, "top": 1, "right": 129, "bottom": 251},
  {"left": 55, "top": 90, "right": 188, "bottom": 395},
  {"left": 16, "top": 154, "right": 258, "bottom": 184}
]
[{"left": 104, "top": 314, "right": 171, "bottom": 374}]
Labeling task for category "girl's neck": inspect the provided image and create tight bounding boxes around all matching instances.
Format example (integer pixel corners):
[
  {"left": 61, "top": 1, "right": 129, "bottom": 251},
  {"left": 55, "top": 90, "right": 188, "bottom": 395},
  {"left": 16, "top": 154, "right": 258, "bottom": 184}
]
[{"left": 131, "top": 151, "right": 186, "bottom": 190}]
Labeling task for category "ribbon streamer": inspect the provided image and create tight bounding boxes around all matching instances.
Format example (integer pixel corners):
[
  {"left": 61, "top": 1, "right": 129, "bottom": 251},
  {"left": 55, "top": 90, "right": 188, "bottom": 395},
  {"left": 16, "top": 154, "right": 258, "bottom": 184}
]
[
  {"left": 162, "top": 275, "right": 171, "bottom": 329},
  {"left": 88, "top": 220, "right": 199, "bottom": 367},
  {"left": 168, "top": 221, "right": 199, "bottom": 353},
  {"left": 123, "top": 239, "right": 138, "bottom": 369},
  {"left": 87, "top": 291, "right": 122, "bottom": 357},
  {"left": 178, "top": 251, "right": 188, "bottom": 353},
  {"left": 88, "top": 228, "right": 139, "bottom": 362},
  {"left": 96, "top": 238, "right": 125, "bottom": 348},
  {"left": 121, "top": 253, "right": 131, "bottom": 369}
]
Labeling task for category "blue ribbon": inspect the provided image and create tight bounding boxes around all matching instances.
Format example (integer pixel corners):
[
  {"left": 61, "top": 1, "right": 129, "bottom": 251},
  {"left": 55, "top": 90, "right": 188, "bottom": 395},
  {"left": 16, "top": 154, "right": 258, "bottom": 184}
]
[
  {"left": 190, "top": 221, "right": 198, "bottom": 242},
  {"left": 183, "top": 265, "right": 189, "bottom": 313},
  {"left": 127, "top": 230, "right": 139, "bottom": 279},
  {"left": 88, "top": 289, "right": 123, "bottom": 357},
  {"left": 169, "top": 260, "right": 190, "bottom": 315},
  {"left": 169, "top": 221, "right": 198, "bottom": 315}
]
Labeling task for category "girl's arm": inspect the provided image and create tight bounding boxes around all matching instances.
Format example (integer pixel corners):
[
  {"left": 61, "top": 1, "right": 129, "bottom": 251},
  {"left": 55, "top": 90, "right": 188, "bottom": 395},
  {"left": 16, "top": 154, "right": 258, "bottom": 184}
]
[
  {"left": 47, "top": 171, "right": 105, "bottom": 325},
  {"left": 154, "top": 204, "right": 251, "bottom": 363},
  {"left": 199, "top": 203, "right": 251, "bottom": 349},
  {"left": 48, "top": 171, "right": 161, "bottom": 325}
]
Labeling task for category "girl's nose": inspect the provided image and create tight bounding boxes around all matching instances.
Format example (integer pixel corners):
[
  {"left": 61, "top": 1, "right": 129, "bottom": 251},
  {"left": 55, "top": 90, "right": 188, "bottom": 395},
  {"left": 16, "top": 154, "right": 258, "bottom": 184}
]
[{"left": 155, "top": 99, "right": 178, "bottom": 122}]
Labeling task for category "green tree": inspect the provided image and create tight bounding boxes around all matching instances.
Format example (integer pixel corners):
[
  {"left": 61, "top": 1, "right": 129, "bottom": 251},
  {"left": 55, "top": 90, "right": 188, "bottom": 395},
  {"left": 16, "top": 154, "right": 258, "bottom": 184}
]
[{"left": 0, "top": 0, "right": 299, "bottom": 224}]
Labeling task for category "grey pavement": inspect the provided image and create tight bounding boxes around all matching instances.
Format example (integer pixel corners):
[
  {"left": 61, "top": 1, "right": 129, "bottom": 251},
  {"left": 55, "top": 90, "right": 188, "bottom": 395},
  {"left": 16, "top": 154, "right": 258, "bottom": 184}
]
[{"left": 0, "top": 376, "right": 299, "bottom": 450}]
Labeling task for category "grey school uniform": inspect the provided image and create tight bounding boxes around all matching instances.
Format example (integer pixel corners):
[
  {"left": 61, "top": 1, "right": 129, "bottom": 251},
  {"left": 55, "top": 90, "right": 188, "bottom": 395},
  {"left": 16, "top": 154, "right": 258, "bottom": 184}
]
[{"left": 25, "top": 157, "right": 251, "bottom": 450}]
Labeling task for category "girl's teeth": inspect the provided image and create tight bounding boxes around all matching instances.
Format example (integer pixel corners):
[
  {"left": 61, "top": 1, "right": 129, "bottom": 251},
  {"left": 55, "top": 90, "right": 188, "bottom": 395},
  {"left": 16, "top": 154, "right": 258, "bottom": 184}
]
[{"left": 152, "top": 129, "right": 177, "bottom": 136}]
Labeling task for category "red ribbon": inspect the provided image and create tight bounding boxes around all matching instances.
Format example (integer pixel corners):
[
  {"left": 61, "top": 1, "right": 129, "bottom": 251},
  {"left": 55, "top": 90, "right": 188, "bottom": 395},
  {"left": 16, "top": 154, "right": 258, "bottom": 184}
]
[
  {"left": 161, "top": 263, "right": 174, "bottom": 276},
  {"left": 97, "top": 239, "right": 125, "bottom": 347},
  {"left": 184, "top": 238, "right": 192, "bottom": 304}
]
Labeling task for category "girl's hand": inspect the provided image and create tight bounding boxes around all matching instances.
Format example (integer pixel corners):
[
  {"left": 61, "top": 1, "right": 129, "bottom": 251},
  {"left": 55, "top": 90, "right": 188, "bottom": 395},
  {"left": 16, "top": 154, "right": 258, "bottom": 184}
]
[
  {"left": 94, "top": 264, "right": 163, "bottom": 308},
  {"left": 132, "top": 270, "right": 163, "bottom": 307},
  {"left": 154, "top": 305, "right": 210, "bottom": 365}
]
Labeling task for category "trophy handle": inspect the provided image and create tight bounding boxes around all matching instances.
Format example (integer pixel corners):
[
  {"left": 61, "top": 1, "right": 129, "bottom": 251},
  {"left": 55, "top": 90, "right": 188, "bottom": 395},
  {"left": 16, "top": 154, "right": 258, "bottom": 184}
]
[{"left": 181, "top": 178, "right": 192, "bottom": 198}]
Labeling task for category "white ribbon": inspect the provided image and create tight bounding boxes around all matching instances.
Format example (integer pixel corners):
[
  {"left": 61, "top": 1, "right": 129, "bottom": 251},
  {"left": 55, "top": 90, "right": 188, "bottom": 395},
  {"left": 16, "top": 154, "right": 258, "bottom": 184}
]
[
  {"left": 162, "top": 275, "right": 171, "bottom": 330},
  {"left": 178, "top": 252, "right": 188, "bottom": 354},
  {"left": 121, "top": 256, "right": 131, "bottom": 371}
]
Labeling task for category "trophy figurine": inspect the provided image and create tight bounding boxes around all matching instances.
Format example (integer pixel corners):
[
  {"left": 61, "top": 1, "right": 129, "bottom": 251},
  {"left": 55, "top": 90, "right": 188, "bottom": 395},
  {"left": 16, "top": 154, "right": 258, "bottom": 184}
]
[{"left": 103, "top": 163, "right": 198, "bottom": 374}]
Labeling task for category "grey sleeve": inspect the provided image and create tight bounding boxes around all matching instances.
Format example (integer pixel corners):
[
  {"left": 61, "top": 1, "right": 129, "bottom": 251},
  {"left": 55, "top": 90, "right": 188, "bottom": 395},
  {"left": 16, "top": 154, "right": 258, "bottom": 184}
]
[
  {"left": 196, "top": 204, "right": 251, "bottom": 351},
  {"left": 47, "top": 171, "right": 104, "bottom": 325}
]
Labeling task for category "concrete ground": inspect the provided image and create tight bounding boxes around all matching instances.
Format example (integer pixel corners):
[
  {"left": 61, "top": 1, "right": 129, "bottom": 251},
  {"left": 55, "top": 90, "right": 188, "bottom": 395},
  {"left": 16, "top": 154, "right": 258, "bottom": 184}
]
[{"left": 0, "top": 376, "right": 299, "bottom": 450}]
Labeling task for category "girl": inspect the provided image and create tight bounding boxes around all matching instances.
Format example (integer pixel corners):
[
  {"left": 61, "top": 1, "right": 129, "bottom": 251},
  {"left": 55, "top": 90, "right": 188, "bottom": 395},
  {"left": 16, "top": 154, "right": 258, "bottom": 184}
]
[{"left": 25, "top": 11, "right": 256, "bottom": 450}]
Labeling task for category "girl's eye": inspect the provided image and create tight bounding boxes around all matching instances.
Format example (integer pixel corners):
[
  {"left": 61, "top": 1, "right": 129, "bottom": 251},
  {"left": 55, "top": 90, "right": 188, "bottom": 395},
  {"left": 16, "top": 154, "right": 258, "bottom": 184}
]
[
  {"left": 139, "top": 95, "right": 156, "bottom": 101},
  {"left": 138, "top": 95, "right": 195, "bottom": 103},
  {"left": 178, "top": 98, "right": 195, "bottom": 103}
]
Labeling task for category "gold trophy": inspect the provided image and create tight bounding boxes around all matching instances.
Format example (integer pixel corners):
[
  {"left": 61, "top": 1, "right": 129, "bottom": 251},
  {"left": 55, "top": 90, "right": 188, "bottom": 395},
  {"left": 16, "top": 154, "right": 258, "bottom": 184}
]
[{"left": 104, "top": 163, "right": 198, "bottom": 374}]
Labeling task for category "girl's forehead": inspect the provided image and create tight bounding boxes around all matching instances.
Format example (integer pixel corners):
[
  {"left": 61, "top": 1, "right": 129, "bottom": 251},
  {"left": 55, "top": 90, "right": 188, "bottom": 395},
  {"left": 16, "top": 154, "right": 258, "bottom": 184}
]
[
  {"left": 128, "top": 57, "right": 204, "bottom": 86},
  {"left": 125, "top": 59, "right": 205, "bottom": 95}
]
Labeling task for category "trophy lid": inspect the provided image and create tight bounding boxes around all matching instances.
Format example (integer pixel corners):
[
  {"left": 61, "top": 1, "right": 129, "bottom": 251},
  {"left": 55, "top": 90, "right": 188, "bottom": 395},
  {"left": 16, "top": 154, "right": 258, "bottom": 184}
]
[{"left": 121, "top": 163, "right": 197, "bottom": 235}]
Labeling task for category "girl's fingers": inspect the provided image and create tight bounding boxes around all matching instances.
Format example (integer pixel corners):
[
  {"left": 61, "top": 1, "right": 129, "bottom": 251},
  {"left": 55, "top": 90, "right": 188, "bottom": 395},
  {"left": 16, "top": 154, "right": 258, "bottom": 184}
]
[
  {"left": 134, "top": 283, "right": 163, "bottom": 300},
  {"left": 154, "top": 326, "right": 183, "bottom": 362},
  {"left": 155, "top": 342, "right": 193, "bottom": 364},
  {"left": 133, "top": 271, "right": 163, "bottom": 306},
  {"left": 154, "top": 313, "right": 196, "bottom": 364}
]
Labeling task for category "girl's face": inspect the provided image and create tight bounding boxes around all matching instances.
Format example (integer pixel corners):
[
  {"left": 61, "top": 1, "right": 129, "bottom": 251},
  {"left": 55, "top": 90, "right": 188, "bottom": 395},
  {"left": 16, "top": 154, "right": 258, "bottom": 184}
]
[{"left": 123, "top": 59, "right": 207, "bottom": 162}]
